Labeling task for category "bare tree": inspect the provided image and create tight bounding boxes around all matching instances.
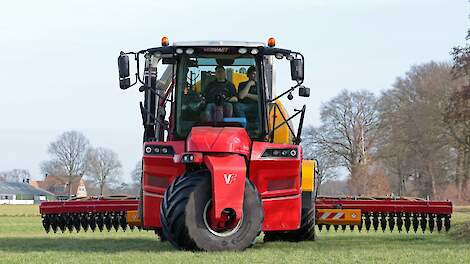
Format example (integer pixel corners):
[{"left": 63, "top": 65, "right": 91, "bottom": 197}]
[
  {"left": 314, "top": 90, "right": 381, "bottom": 195},
  {"left": 379, "top": 62, "right": 457, "bottom": 198},
  {"left": 40, "top": 159, "right": 66, "bottom": 176},
  {"left": 450, "top": 24, "right": 470, "bottom": 79},
  {"left": 448, "top": 18, "right": 470, "bottom": 200},
  {"left": 130, "top": 161, "right": 142, "bottom": 185},
  {"left": 86, "top": 147, "right": 122, "bottom": 196},
  {"left": 301, "top": 126, "right": 339, "bottom": 184},
  {"left": 44, "top": 131, "right": 90, "bottom": 198},
  {"left": 0, "top": 169, "right": 31, "bottom": 182}
]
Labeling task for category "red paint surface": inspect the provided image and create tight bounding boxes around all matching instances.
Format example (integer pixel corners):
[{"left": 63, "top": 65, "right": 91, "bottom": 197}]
[
  {"left": 248, "top": 142, "right": 303, "bottom": 230},
  {"left": 186, "top": 127, "right": 251, "bottom": 157},
  {"left": 249, "top": 142, "right": 302, "bottom": 199},
  {"left": 262, "top": 195, "right": 301, "bottom": 231},
  {"left": 142, "top": 141, "right": 186, "bottom": 228},
  {"left": 39, "top": 199, "right": 139, "bottom": 214},
  {"left": 204, "top": 155, "right": 246, "bottom": 223},
  {"left": 316, "top": 197, "right": 453, "bottom": 214}
]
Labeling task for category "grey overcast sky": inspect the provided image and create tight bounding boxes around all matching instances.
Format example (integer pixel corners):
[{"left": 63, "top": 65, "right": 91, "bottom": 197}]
[{"left": 0, "top": 0, "right": 468, "bottom": 180}]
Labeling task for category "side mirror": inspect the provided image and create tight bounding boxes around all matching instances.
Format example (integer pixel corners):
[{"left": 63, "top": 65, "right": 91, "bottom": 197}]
[
  {"left": 118, "top": 52, "right": 130, "bottom": 89},
  {"left": 298, "top": 86, "right": 310, "bottom": 97},
  {"left": 290, "top": 58, "right": 304, "bottom": 82}
]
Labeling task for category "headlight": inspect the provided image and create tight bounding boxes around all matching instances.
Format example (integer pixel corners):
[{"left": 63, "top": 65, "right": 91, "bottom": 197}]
[
  {"left": 145, "top": 147, "right": 152, "bottom": 154},
  {"left": 262, "top": 148, "right": 298, "bottom": 158},
  {"left": 238, "top": 48, "right": 247, "bottom": 54},
  {"left": 182, "top": 154, "right": 194, "bottom": 163},
  {"left": 144, "top": 145, "right": 174, "bottom": 156},
  {"left": 290, "top": 149, "right": 297, "bottom": 157}
]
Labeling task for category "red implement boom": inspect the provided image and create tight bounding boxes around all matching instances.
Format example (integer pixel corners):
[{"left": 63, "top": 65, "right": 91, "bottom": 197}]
[{"left": 40, "top": 196, "right": 452, "bottom": 234}]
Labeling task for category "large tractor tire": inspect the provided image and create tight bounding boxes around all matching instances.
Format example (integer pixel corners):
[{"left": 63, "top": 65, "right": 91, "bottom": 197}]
[
  {"left": 160, "top": 170, "right": 263, "bottom": 251},
  {"left": 154, "top": 228, "right": 165, "bottom": 241},
  {"left": 263, "top": 208, "right": 316, "bottom": 242}
]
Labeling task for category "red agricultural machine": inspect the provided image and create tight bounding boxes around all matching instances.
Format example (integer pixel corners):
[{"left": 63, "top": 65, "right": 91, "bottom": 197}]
[{"left": 40, "top": 38, "right": 453, "bottom": 251}]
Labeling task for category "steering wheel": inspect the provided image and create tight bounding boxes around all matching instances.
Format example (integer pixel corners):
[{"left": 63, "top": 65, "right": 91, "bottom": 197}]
[{"left": 215, "top": 93, "right": 227, "bottom": 106}]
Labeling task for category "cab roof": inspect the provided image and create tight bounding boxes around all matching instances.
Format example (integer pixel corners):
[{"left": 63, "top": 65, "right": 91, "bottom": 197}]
[{"left": 173, "top": 40, "right": 265, "bottom": 47}]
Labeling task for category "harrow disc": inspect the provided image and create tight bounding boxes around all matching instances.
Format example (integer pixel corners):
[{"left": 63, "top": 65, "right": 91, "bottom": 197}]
[
  {"left": 315, "top": 212, "right": 452, "bottom": 234},
  {"left": 41, "top": 211, "right": 140, "bottom": 234}
]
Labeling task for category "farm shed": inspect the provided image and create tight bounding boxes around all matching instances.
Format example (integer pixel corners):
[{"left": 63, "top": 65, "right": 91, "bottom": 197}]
[{"left": 0, "top": 181, "right": 55, "bottom": 204}]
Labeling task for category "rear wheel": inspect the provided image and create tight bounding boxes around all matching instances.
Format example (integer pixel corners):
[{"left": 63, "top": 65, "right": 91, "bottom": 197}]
[
  {"left": 264, "top": 208, "right": 316, "bottom": 242},
  {"left": 160, "top": 170, "right": 263, "bottom": 251}
]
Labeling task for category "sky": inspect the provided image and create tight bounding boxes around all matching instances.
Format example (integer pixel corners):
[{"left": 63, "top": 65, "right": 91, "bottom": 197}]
[{"left": 0, "top": 0, "right": 468, "bottom": 181}]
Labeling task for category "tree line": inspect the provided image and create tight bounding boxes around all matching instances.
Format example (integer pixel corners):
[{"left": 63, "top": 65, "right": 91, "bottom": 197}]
[
  {"left": 40, "top": 131, "right": 134, "bottom": 197},
  {"left": 1, "top": 131, "right": 140, "bottom": 198},
  {"left": 302, "top": 13, "right": 470, "bottom": 202},
  {"left": 302, "top": 61, "right": 469, "bottom": 202}
]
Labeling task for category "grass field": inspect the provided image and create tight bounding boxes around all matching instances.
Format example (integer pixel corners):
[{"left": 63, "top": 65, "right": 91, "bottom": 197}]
[{"left": 1, "top": 205, "right": 469, "bottom": 264}]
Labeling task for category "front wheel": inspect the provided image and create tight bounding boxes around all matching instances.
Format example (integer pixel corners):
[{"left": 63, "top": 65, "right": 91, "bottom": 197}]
[{"left": 160, "top": 170, "right": 263, "bottom": 251}]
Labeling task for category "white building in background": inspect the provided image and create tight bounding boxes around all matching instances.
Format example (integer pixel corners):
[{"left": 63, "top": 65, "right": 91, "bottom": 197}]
[
  {"left": 31, "top": 175, "right": 87, "bottom": 200},
  {"left": 0, "top": 181, "right": 55, "bottom": 204}
]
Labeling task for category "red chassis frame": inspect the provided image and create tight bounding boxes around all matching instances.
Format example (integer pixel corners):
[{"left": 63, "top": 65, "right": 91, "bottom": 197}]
[{"left": 140, "top": 126, "right": 303, "bottom": 231}]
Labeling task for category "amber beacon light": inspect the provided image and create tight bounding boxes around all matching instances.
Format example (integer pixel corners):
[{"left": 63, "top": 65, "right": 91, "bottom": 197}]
[
  {"left": 268, "top": 37, "right": 276, "bottom": 47},
  {"left": 161, "top": 36, "right": 169, "bottom": 46}
]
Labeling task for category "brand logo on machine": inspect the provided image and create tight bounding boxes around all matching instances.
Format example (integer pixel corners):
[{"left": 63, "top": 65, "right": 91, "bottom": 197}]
[
  {"left": 203, "top": 47, "right": 229, "bottom": 53},
  {"left": 223, "top": 173, "right": 237, "bottom": 184}
]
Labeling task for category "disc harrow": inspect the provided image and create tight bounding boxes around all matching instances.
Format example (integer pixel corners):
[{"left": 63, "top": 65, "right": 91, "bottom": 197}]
[
  {"left": 316, "top": 212, "right": 451, "bottom": 233},
  {"left": 315, "top": 196, "right": 452, "bottom": 233},
  {"left": 39, "top": 195, "right": 452, "bottom": 235},
  {"left": 42, "top": 211, "right": 141, "bottom": 233},
  {"left": 40, "top": 196, "right": 140, "bottom": 233}
]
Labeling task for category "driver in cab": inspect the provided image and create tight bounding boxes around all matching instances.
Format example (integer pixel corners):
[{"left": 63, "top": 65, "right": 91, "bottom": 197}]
[{"left": 202, "top": 65, "right": 238, "bottom": 122}]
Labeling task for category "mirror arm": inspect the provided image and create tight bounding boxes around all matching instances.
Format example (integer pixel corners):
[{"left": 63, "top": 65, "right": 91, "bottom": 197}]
[
  {"left": 268, "top": 83, "right": 301, "bottom": 103},
  {"left": 129, "top": 73, "right": 139, "bottom": 87},
  {"left": 295, "top": 105, "right": 306, "bottom": 144},
  {"left": 266, "top": 103, "right": 304, "bottom": 144},
  {"left": 119, "top": 51, "right": 146, "bottom": 88},
  {"left": 135, "top": 53, "right": 145, "bottom": 85}
]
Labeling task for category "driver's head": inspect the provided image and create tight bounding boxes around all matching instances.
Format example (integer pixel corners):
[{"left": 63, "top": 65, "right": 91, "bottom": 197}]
[
  {"left": 215, "top": 65, "right": 226, "bottom": 82},
  {"left": 247, "top": 66, "right": 256, "bottom": 81}
]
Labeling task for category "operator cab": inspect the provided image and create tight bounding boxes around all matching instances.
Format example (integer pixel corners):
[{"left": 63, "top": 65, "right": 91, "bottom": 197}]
[
  {"left": 175, "top": 51, "right": 263, "bottom": 139},
  {"left": 117, "top": 38, "right": 309, "bottom": 144}
]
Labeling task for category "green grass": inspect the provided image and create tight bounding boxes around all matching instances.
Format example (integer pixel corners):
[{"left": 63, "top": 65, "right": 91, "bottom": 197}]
[
  {"left": 1, "top": 205, "right": 469, "bottom": 264},
  {"left": 0, "top": 204, "right": 40, "bottom": 216}
]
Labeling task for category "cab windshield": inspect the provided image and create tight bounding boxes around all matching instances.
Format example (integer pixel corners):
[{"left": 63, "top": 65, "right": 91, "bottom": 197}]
[{"left": 175, "top": 54, "right": 262, "bottom": 138}]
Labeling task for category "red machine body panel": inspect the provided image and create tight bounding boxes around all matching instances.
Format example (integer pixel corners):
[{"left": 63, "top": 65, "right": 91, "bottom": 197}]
[
  {"left": 249, "top": 142, "right": 302, "bottom": 231},
  {"left": 204, "top": 155, "right": 246, "bottom": 222},
  {"left": 186, "top": 127, "right": 251, "bottom": 157},
  {"left": 187, "top": 126, "right": 251, "bottom": 223},
  {"left": 142, "top": 141, "right": 186, "bottom": 228},
  {"left": 262, "top": 194, "right": 302, "bottom": 231}
]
